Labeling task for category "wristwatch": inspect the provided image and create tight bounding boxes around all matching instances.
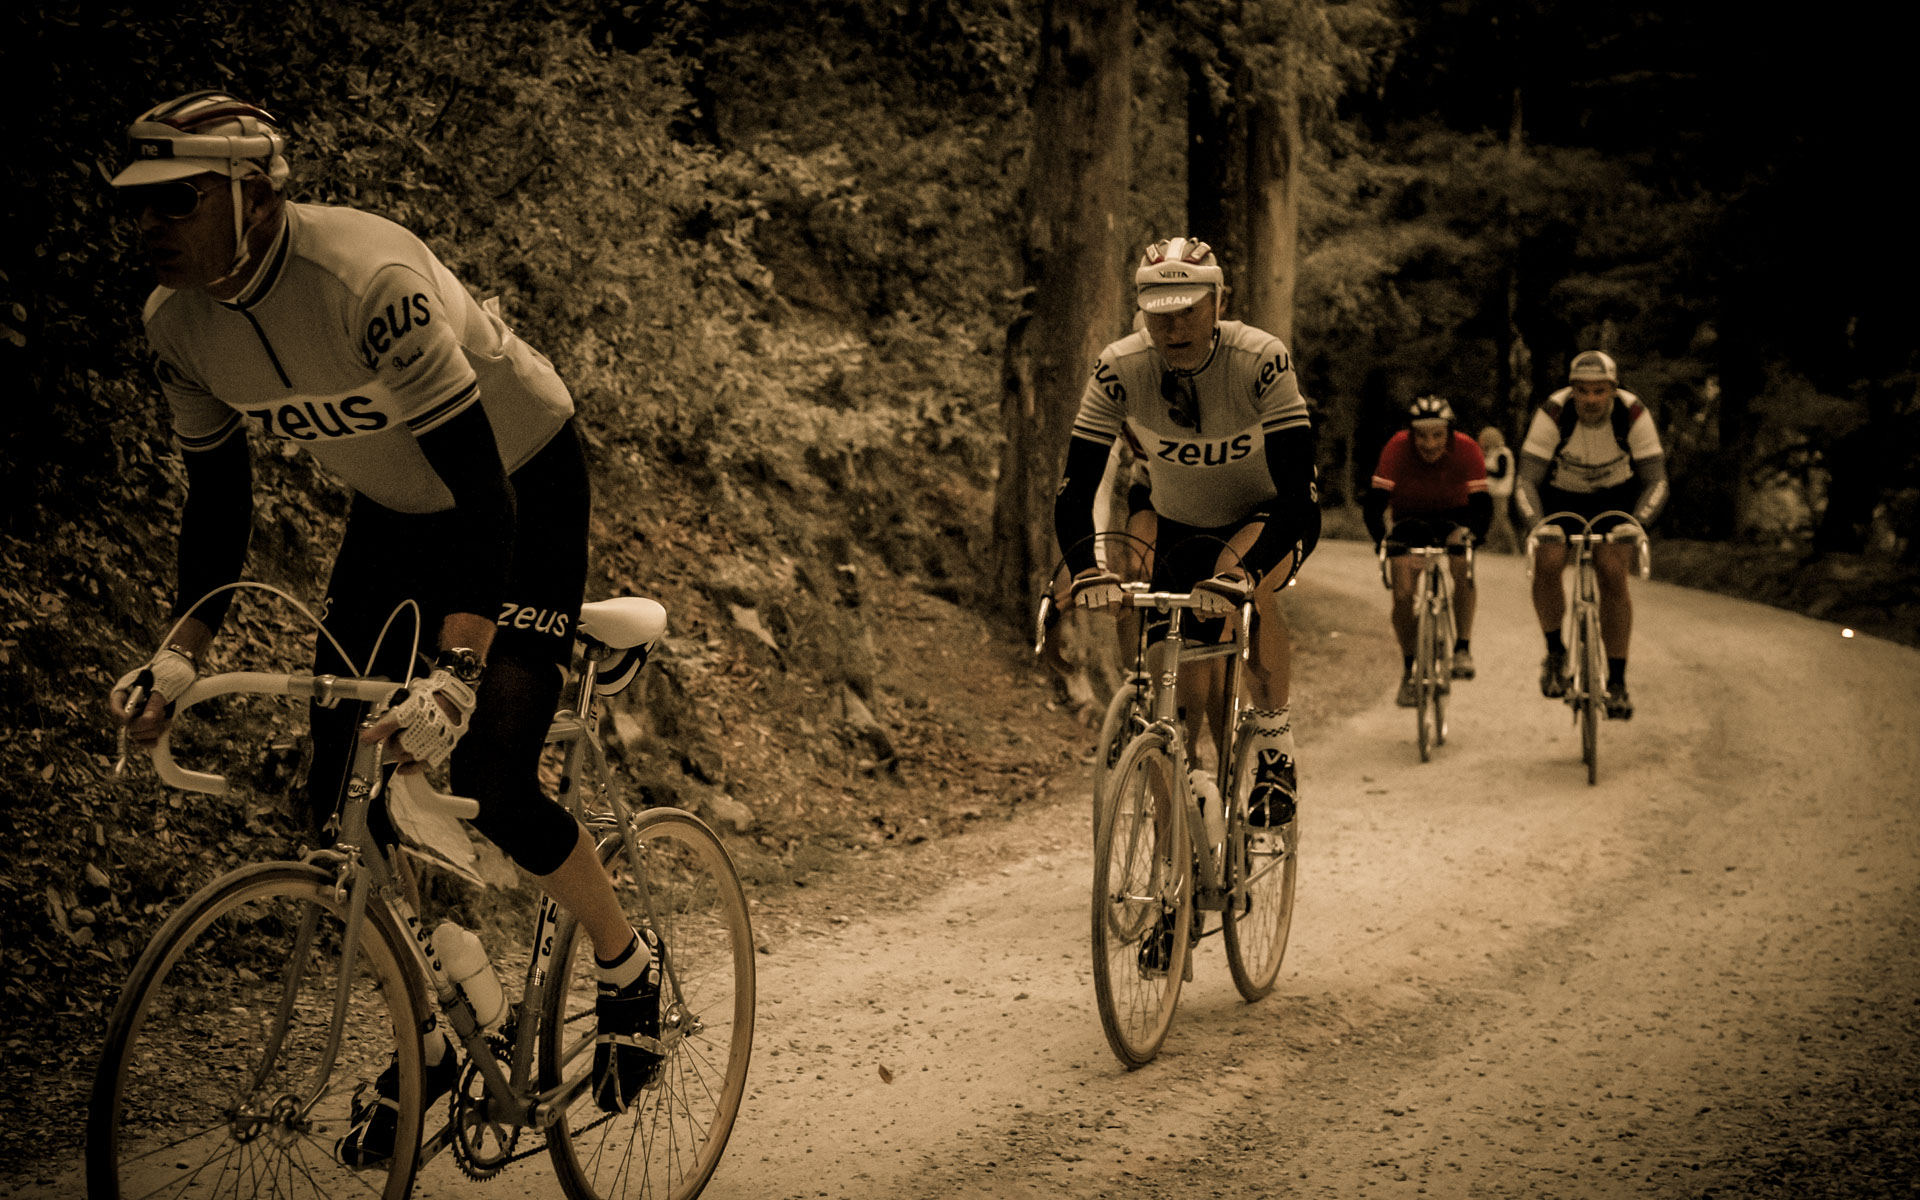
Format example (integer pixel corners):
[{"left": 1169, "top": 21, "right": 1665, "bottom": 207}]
[{"left": 435, "top": 646, "right": 485, "bottom": 685}]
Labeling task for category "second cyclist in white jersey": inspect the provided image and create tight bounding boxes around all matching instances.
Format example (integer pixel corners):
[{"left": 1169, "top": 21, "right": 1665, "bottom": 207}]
[{"left": 1053, "top": 237, "right": 1319, "bottom": 830}]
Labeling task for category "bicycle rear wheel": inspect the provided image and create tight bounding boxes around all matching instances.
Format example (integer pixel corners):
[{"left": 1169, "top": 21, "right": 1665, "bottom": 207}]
[
  {"left": 1221, "top": 722, "right": 1298, "bottom": 1001},
  {"left": 1091, "top": 732, "right": 1191, "bottom": 1068},
  {"left": 1090, "top": 677, "right": 1149, "bottom": 839},
  {"left": 88, "top": 862, "right": 425, "bottom": 1200},
  {"left": 543, "top": 808, "right": 756, "bottom": 1200}
]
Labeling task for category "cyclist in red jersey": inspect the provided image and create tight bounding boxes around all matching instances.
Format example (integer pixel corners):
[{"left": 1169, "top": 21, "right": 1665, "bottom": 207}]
[
  {"left": 101, "top": 91, "right": 662, "bottom": 1163},
  {"left": 1362, "top": 396, "right": 1491, "bottom": 706}
]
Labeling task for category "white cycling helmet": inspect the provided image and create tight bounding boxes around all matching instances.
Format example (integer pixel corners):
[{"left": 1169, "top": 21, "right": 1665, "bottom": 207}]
[
  {"left": 109, "top": 91, "right": 289, "bottom": 286},
  {"left": 1135, "top": 237, "right": 1224, "bottom": 314},
  {"left": 110, "top": 90, "right": 288, "bottom": 189}
]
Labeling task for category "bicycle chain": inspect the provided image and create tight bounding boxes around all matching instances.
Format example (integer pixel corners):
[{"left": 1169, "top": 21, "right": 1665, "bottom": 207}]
[{"left": 447, "top": 1023, "right": 621, "bottom": 1176}]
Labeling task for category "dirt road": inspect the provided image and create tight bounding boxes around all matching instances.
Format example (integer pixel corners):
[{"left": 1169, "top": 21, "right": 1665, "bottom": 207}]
[{"left": 427, "top": 538, "right": 1917, "bottom": 1199}]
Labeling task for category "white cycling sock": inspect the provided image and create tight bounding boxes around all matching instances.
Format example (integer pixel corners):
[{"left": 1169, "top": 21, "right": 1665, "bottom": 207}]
[
  {"left": 423, "top": 1023, "right": 451, "bottom": 1067},
  {"left": 1242, "top": 706, "right": 1295, "bottom": 762},
  {"left": 594, "top": 927, "right": 652, "bottom": 988}
]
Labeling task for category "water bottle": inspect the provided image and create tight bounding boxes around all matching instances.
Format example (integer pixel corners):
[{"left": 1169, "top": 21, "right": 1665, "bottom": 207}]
[
  {"left": 1190, "top": 768, "right": 1225, "bottom": 851},
  {"left": 435, "top": 921, "right": 504, "bottom": 1029}
]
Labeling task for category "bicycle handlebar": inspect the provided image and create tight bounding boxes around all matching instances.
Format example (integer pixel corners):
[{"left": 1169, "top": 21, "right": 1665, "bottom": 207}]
[
  {"left": 147, "top": 671, "right": 481, "bottom": 818},
  {"left": 1526, "top": 511, "right": 1652, "bottom": 578},
  {"left": 1033, "top": 582, "right": 1253, "bottom": 655},
  {"left": 1377, "top": 524, "right": 1476, "bottom": 589}
]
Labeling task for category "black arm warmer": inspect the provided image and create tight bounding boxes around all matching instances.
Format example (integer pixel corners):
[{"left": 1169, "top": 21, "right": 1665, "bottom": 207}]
[
  {"left": 172, "top": 435, "right": 254, "bottom": 631},
  {"left": 1514, "top": 453, "right": 1550, "bottom": 527},
  {"left": 1361, "top": 487, "right": 1391, "bottom": 547},
  {"left": 1467, "top": 491, "right": 1493, "bottom": 542},
  {"left": 1631, "top": 456, "right": 1670, "bottom": 527},
  {"left": 414, "top": 401, "right": 518, "bottom": 618},
  {"left": 1052, "top": 437, "right": 1114, "bottom": 575},
  {"left": 1242, "top": 425, "right": 1316, "bottom": 577}
]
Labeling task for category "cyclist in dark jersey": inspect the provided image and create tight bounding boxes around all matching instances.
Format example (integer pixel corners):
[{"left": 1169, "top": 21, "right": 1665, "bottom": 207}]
[
  {"left": 1362, "top": 396, "right": 1491, "bottom": 706},
  {"left": 1053, "top": 237, "right": 1319, "bottom": 830},
  {"left": 102, "top": 91, "right": 659, "bottom": 1162},
  {"left": 1514, "top": 350, "right": 1668, "bottom": 719}
]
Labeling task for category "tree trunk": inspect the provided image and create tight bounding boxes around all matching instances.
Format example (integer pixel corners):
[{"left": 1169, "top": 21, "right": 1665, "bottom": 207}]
[
  {"left": 988, "top": 0, "right": 1134, "bottom": 627},
  {"left": 1183, "top": 49, "right": 1231, "bottom": 254},
  {"left": 1240, "top": 54, "right": 1298, "bottom": 342}
]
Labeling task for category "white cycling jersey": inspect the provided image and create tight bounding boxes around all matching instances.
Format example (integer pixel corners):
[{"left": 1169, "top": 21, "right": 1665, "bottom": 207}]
[
  {"left": 1520, "top": 386, "right": 1663, "bottom": 493},
  {"left": 1068, "top": 321, "right": 1311, "bottom": 528},
  {"left": 143, "top": 202, "right": 574, "bottom": 513}
]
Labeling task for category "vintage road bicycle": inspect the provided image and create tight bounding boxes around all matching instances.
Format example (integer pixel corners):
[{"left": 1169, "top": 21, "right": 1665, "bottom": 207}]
[
  {"left": 87, "top": 594, "right": 756, "bottom": 1200},
  {"left": 1377, "top": 529, "right": 1475, "bottom": 762},
  {"left": 1527, "top": 510, "right": 1650, "bottom": 785},
  {"left": 1037, "top": 558, "right": 1299, "bottom": 1068}
]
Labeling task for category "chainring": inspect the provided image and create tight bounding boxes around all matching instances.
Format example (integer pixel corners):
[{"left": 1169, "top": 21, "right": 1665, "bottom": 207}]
[{"left": 450, "top": 1031, "right": 521, "bottom": 1180}]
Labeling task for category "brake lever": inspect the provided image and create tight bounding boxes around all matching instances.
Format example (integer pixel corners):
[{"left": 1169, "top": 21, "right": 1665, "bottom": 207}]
[{"left": 114, "top": 681, "right": 150, "bottom": 777}]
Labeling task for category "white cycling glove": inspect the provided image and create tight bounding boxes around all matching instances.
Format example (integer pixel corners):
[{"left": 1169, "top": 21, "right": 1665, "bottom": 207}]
[
  {"left": 112, "top": 648, "right": 197, "bottom": 715},
  {"left": 385, "top": 669, "right": 478, "bottom": 767},
  {"left": 1191, "top": 573, "right": 1252, "bottom": 616},
  {"left": 1069, "top": 569, "right": 1126, "bottom": 610}
]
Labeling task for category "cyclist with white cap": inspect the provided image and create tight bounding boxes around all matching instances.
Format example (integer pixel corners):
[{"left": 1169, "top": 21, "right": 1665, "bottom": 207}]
[
  {"left": 102, "top": 90, "right": 663, "bottom": 1164},
  {"left": 1052, "top": 236, "right": 1318, "bottom": 832},
  {"left": 1515, "top": 349, "right": 1669, "bottom": 718}
]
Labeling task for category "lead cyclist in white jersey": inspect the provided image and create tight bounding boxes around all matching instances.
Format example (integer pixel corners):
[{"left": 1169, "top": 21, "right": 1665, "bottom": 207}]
[
  {"left": 101, "top": 91, "right": 662, "bottom": 1163},
  {"left": 1053, "top": 237, "right": 1319, "bottom": 830},
  {"left": 1514, "top": 349, "right": 1669, "bottom": 719}
]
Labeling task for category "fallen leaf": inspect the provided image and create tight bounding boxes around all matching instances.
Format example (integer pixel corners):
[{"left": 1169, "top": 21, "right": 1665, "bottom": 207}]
[{"left": 877, "top": 1064, "right": 893, "bottom": 1084}]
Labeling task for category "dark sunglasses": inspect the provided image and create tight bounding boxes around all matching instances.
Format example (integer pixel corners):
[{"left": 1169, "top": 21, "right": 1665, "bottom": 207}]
[
  {"left": 116, "top": 179, "right": 217, "bottom": 220},
  {"left": 1159, "top": 371, "right": 1199, "bottom": 432}
]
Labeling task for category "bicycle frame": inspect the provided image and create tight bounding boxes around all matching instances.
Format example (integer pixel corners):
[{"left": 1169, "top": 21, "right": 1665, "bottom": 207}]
[
  {"left": 143, "top": 655, "right": 661, "bottom": 1150},
  {"left": 1112, "top": 583, "right": 1254, "bottom": 903}
]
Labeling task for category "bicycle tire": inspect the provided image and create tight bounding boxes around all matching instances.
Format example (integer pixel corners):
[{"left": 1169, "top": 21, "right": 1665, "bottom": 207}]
[
  {"left": 1221, "top": 721, "right": 1298, "bottom": 1001},
  {"left": 543, "top": 808, "right": 756, "bottom": 1200},
  {"left": 1413, "top": 574, "right": 1435, "bottom": 762},
  {"left": 88, "top": 862, "right": 426, "bottom": 1200},
  {"left": 1090, "top": 680, "right": 1148, "bottom": 839},
  {"left": 1432, "top": 573, "right": 1453, "bottom": 748},
  {"left": 1582, "top": 606, "right": 1604, "bottom": 785},
  {"left": 1090, "top": 731, "right": 1191, "bottom": 1068}
]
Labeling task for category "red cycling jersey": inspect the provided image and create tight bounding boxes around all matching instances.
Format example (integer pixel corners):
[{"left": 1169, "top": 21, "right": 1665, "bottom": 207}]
[{"left": 1370, "top": 430, "right": 1488, "bottom": 518}]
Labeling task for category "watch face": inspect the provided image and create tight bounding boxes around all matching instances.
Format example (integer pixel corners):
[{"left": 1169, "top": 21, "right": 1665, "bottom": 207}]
[{"left": 439, "top": 649, "right": 483, "bottom": 683}]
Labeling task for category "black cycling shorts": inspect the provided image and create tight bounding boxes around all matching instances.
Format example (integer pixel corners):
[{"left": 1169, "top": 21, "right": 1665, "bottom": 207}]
[
  {"left": 308, "top": 421, "right": 590, "bottom": 875},
  {"left": 1384, "top": 509, "right": 1473, "bottom": 557},
  {"left": 1537, "top": 482, "right": 1640, "bottom": 536},
  {"left": 1142, "top": 504, "right": 1320, "bottom": 644}
]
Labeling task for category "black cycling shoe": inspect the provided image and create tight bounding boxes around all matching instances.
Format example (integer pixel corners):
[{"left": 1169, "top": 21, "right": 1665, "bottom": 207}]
[
  {"left": 1540, "top": 651, "right": 1569, "bottom": 698},
  {"left": 1604, "top": 684, "right": 1633, "bottom": 720},
  {"left": 336, "top": 1041, "right": 460, "bottom": 1168},
  {"left": 1246, "top": 748, "right": 1297, "bottom": 828},
  {"left": 593, "top": 928, "right": 665, "bottom": 1114},
  {"left": 1137, "top": 910, "right": 1186, "bottom": 977}
]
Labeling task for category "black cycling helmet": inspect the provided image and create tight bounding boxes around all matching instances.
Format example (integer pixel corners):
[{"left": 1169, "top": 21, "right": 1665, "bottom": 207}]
[{"left": 1408, "top": 395, "right": 1456, "bottom": 430}]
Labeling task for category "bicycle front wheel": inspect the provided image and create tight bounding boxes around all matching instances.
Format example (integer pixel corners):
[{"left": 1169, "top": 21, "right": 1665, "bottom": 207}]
[
  {"left": 1091, "top": 732, "right": 1191, "bottom": 1068},
  {"left": 1090, "top": 679, "right": 1149, "bottom": 839},
  {"left": 543, "top": 808, "right": 756, "bottom": 1200},
  {"left": 88, "top": 862, "right": 425, "bottom": 1200},
  {"left": 1413, "top": 581, "right": 1436, "bottom": 762},
  {"left": 1433, "top": 588, "right": 1454, "bottom": 747},
  {"left": 1581, "top": 607, "right": 1604, "bottom": 785},
  {"left": 1222, "top": 722, "right": 1298, "bottom": 1001}
]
